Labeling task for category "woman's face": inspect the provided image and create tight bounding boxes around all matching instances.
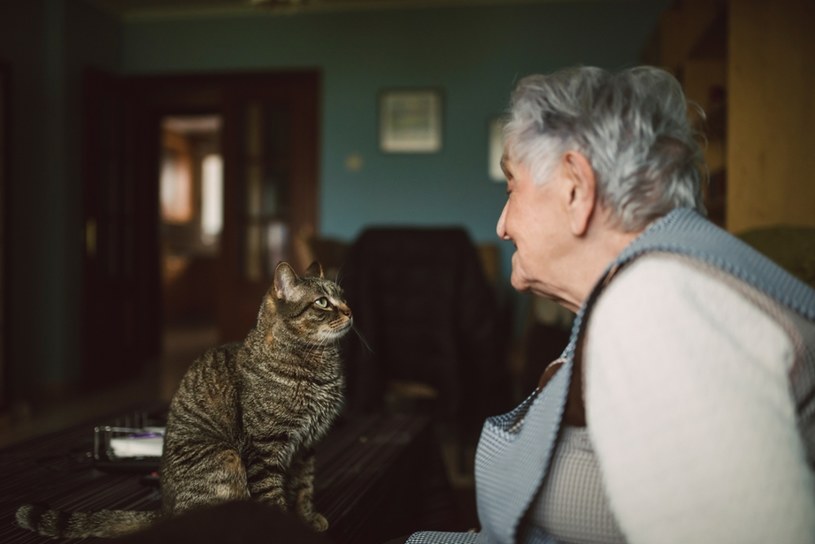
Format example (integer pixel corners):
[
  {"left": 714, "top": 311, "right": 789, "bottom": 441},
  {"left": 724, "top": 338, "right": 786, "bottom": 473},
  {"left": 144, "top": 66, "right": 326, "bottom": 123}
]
[{"left": 496, "top": 151, "right": 575, "bottom": 307}]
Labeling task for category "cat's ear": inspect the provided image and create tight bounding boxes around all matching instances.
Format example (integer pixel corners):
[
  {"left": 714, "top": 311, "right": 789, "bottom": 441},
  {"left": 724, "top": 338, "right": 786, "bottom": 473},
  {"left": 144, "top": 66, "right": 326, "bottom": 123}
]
[
  {"left": 305, "top": 261, "right": 324, "bottom": 279},
  {"left": 273, "top": 262, "right": 299, "bottom": 301}
]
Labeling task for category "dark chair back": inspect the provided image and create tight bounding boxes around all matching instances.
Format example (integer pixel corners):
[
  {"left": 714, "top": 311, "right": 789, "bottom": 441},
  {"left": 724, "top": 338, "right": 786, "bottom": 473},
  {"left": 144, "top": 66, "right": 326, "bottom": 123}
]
[{"left": 340, "top": 227, "right": 509, "bottom": 439}]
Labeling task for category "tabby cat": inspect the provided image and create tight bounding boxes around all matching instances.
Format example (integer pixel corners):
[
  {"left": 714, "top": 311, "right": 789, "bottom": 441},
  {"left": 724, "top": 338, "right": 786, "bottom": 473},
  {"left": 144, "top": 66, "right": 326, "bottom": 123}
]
[{"left": 16, "top": 261, "right": 352, "bottom": 538}]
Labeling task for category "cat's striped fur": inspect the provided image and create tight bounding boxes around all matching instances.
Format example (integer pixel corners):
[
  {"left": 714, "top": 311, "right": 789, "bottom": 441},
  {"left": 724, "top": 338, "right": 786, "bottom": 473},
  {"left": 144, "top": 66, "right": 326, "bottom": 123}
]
[{"left": 16, "top": 261, "right": 352, "bottom": 538}]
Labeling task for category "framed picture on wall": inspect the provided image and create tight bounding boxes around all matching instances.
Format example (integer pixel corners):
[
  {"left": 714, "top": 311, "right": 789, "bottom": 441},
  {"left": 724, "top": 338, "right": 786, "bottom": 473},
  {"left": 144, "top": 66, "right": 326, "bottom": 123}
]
[{"left": 379, "top": 88, "right": 442, "bottom": 153}]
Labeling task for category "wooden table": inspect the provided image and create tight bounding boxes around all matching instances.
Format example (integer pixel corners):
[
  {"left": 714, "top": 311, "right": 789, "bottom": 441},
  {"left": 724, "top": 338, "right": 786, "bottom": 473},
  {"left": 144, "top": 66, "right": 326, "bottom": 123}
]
[{"left": 0, "top": 409, "right": 459, "bottom": 543}]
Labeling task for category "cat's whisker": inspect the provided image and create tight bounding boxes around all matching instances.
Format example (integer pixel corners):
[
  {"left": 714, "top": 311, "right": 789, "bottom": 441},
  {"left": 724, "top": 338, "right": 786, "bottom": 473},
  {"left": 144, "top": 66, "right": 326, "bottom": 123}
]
[
  {"left": 332, "top": 264, "right": 346, "bottom": 285},
  {"left": 351, "top": 325, "right": 374, "bottom": 353}
]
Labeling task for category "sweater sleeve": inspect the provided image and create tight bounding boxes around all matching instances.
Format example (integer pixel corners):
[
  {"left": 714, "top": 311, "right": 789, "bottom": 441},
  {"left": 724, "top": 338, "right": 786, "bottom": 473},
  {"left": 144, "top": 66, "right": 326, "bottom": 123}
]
[{"left": 584, "top": 255, "right": 815, "bottom": 544}]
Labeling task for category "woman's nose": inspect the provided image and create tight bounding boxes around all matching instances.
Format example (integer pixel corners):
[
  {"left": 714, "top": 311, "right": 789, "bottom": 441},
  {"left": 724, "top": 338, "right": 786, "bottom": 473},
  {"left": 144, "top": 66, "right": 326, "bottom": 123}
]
[{"left": 496, "top": 203, "right": 509, "bottom": 240}]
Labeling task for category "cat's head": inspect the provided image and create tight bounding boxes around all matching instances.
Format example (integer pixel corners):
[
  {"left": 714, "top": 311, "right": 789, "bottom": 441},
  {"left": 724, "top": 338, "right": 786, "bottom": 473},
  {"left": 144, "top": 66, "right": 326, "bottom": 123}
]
[{"left": 260, "top": 261, "right": 353, "bottom": 344}]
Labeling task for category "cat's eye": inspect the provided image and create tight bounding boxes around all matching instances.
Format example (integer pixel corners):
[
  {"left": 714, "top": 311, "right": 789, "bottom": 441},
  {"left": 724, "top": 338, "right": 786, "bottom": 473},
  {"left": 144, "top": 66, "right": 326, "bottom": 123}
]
[{"left": 314, "top": 297, "right": 330, "bottom": 310}]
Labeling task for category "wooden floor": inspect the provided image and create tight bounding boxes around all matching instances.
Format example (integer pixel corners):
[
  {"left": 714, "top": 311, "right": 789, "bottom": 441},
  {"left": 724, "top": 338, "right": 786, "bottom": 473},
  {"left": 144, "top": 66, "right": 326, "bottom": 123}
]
[{"left": 0, "top": 322, "right": 217, "bottom": 450}]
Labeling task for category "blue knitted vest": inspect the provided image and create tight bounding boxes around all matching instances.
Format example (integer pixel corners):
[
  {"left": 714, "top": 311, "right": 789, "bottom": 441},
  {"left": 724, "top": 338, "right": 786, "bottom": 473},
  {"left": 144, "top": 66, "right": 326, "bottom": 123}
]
[{"left": 407, "top": 209, "right": 815, "bottom": 544}]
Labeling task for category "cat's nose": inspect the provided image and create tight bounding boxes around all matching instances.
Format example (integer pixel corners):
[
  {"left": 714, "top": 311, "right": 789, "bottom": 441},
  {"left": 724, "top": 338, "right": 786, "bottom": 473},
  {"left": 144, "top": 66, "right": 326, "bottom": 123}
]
[{"left": 339, "top": 303, "right": 352, "bottom": 318}]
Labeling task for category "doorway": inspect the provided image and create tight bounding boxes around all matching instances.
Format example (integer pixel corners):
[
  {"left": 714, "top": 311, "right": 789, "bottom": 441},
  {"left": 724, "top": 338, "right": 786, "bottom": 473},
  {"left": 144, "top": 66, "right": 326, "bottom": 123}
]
[
  {"left": 158, "top": 114, "right": 223, "bottom": 399},
  {"left": 81, "top": 70, "right": 321, "bottom": 401}
]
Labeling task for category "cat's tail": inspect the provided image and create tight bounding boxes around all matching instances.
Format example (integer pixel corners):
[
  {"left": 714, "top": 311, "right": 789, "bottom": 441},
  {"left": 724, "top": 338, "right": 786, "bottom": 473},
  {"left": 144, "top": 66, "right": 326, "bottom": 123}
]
[{"left": 15, "top": 503, "right": 162, "bottom": 538}]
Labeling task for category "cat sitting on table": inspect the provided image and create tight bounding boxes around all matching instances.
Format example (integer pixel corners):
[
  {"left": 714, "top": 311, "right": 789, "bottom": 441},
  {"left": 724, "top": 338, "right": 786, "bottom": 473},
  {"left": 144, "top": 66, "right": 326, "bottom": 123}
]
[{"left": 16, "top": 261, "right": 352, "bottom": 539}]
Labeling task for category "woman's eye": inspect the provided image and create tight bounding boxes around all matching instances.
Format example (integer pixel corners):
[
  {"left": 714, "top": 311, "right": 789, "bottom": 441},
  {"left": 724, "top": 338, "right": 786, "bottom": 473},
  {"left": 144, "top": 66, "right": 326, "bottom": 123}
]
[{"left": 314, "top": 297, "right": 330, "bottom": 309}]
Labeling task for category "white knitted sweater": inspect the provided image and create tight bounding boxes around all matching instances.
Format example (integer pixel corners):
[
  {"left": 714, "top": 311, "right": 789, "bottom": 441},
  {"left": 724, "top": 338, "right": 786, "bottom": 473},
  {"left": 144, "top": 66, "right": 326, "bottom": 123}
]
[{"left": 584, "top": 254, "right": 815, "bottom": 543}]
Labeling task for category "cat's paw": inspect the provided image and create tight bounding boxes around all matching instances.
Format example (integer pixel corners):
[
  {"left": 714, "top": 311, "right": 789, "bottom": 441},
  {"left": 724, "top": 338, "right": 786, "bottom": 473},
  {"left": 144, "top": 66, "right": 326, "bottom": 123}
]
[
  {"left": 306, "top": 512, "right": 329, "bottom": 532},
  {"left": 258, "top": 495, "right": 288, "bottom": 513}
]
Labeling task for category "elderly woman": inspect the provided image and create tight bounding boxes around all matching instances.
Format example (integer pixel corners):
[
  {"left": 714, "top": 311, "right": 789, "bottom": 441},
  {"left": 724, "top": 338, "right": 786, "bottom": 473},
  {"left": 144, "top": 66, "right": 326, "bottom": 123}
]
[{"left": 405, "top": 66, "right": 815, "bottom": 543}]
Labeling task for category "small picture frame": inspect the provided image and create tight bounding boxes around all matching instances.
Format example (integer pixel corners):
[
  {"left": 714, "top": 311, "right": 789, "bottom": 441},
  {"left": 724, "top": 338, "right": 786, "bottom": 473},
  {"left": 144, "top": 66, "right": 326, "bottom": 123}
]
[{"left": 379, "top": 89, "right": 443, "bottom": 153}]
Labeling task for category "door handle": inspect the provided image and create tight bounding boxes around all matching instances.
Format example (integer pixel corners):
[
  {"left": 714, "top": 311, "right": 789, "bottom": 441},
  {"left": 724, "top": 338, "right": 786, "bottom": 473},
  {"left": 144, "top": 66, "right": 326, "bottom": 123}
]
[{"left": 85, "top": 218, "right": 97, "bottom": 257}]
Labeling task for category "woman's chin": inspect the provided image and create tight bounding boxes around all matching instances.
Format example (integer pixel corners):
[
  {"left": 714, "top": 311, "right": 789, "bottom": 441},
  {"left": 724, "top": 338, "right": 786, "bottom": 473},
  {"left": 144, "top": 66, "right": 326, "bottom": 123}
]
[{"left": 509, "top": 272, "right": 531, "bottom": 293}]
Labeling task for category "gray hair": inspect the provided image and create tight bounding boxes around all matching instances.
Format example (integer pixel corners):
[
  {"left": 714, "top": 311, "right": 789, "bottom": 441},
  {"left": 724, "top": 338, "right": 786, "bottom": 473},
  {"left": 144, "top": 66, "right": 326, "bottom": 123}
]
[{"left": 504, "top": 65, "right": 706, "bottom": 231}]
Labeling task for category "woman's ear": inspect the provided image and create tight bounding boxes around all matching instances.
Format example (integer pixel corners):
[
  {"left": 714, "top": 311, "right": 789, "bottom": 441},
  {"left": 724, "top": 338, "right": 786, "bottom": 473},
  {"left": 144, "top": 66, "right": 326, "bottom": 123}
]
[{"left": 563, "top": 151, "right": 597, "bottom": 236}]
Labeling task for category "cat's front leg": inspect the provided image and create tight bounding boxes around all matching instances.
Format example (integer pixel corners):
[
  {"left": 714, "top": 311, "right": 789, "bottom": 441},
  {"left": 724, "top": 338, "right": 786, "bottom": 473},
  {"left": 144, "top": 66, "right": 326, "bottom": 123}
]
[
  {"left": 288, "top": 449, "right": 328, "bottom": 532},
  {"left": 245, "top": 447, "right": 291, "bottom": 512}
]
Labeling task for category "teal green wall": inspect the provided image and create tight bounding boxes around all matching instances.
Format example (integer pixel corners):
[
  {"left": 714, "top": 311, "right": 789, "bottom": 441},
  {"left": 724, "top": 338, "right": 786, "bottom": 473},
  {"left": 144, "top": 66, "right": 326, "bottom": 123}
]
[
  {"left": 0, "top": 0, "right": 667, "bottom": 403},
  {"left": 0, "top": 0, "right": 121, "bottom": 399},
  {"left": 121, "top": 1, "right": 668, "bottom": 292}
]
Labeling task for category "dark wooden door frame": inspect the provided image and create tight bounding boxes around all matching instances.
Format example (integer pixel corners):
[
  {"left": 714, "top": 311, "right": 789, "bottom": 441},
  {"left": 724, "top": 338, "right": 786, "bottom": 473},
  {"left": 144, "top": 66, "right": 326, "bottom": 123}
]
[
  {"left": 82, "top": 68, "right": 155, "bottom": 391},
  {"left": 218, "top": 72, "right": 321, "bottom": 340},
  {"left": 81, "top": 69, "right": 321, "bottom": 392},
  {"left": 0, "top": 62, "right": 9, "bottom": 410}
]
